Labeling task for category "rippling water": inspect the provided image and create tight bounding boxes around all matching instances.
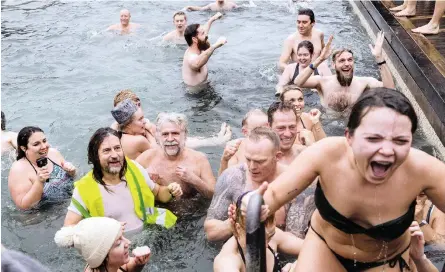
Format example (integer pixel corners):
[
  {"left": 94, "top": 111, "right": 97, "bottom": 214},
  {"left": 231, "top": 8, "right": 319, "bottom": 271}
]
[{"left": 2, "top": 0, "right": 443, "bottom": 271}]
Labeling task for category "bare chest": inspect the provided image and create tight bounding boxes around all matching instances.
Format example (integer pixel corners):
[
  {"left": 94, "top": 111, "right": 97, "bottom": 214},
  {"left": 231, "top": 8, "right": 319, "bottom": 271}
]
[{"left": 321, "top": 80, "right": 366, "bottom": 112}]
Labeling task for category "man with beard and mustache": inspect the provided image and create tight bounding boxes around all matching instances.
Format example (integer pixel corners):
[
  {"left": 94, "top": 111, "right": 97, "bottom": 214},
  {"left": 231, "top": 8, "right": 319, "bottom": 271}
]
[
  {"left": 294, "top": 31, "right": 395, "bottom": 113},
  {"left": 107, "top": 9, "right": 141, "bottom": 35},
  {"left": 182, "top": 19, "right": 227, "bottom": 90},
  {"left": 136, "top": 113, "right": 216, "bottom": 199},
  {"left": 278, "top": 8, "right": 325, "bottom": 72},
  {"left": 63, "top": 127, "right": 182, "bottom": 233}
]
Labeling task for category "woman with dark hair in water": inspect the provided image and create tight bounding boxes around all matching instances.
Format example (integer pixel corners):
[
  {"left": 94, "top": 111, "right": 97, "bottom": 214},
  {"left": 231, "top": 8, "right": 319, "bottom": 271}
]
[
  {"left": 8, "top": 126, "right": 76, "bottom": 209},
  {"left": 258, "top": 88, "right": 445, "bottom": 271}
]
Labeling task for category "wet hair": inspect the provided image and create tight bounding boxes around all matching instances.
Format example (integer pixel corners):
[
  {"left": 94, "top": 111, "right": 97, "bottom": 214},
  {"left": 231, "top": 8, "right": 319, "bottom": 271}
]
[
  {"left": 347, "top": 88, "right": 418, "bottom": 136},
  {"left": 16, "top": 126, "right": 44, "bottom": 160},
  {"left": 87, "top": 127, "right": 127, "bottom": 191},
  {"left": 173, "top": 11, "right": 186, "bottom": 20},
  {"left": 298, "top": 8, "right": 315, "bottom": 23},
  {"left": 248, "top": 127, "right": 280, "bottom": 152},
  {"left": 241, "top": 109, "right": 267, "bottom": 127},
  {"left": 297, "top": 40, "right": 314, "bottom": 55},
  {"left": 184, "top": 24, "right": 200, "bottom": 46},
  {"left": 279, "top": 85, "right": 303, "bottom": 102},
  {"left": 1, "top": 111, "right": 5, "bottom": 131},
  {"left": 332, "top": 49, "right": 354, "bottom": 62},
  {"left": 113, "top": 89, "right": 140, "bottom": 107},
  {"left": 156, "top": 112, "right": 188, "bottom": 135},
  {"left": 267, "top": 101, "right": 298, "bottom": 126}
]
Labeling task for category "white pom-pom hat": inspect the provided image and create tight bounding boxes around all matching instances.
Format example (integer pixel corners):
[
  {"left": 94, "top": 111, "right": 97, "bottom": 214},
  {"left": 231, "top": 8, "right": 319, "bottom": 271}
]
[{"left": 54, "top": 217, "right": 122, "bottom": 268}]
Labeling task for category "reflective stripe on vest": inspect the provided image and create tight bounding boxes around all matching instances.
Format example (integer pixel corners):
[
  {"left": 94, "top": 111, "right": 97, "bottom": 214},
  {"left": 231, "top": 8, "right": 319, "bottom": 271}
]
[{"left": 72, "top": 158, "right": 177, "bottom": 228}]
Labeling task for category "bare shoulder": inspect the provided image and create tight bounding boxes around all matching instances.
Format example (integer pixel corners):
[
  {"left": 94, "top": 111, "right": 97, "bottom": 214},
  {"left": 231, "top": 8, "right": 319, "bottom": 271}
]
[
  {"left": 186, "top": 148, "right": 209, "bottom": 162},
  {"left": 313, "top": 28, "right": 324, "bottom": 37},
  {"left": 406, "top": 148, "right": 444, "bottom": 173},
  {"left": 10, "top": 159, "right": 28, "bottom": 173},
  {"left": 293, "top": 144, "right": 306, "bottom": 154},
  {"left": 286, "top": 33, "right": 297, "bottom": 42},
  {"left": 136, "top": 147, "right": 159, "bottom": 166},
  {"left": 48, "top": 147, "right": 64, "bottom": 162},
  {"left": 309, "top": 137, "right": 347, "bottom": 158}
]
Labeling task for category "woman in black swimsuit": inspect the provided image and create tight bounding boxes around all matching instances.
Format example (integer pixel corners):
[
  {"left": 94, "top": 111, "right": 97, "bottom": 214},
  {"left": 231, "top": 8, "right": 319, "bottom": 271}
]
[
  {"left": 214, "top": 191, "right": 302, "bottom": 272},
  {"left": 259, "top": 88, "right": 445, "bottom": 271}
]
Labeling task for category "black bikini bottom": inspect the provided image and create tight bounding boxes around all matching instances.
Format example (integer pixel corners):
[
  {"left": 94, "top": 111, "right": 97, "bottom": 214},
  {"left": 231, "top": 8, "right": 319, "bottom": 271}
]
[{"left": 310, "top": 225, "right": 411, "bottom": 272}]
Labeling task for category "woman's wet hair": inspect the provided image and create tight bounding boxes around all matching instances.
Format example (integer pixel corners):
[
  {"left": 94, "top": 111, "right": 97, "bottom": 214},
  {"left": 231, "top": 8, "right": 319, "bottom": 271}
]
[
  {"left": 184, "top": 24, "right": 200, "bottom": 46},
  {"left": 88, "top": 127, "right": 127, "bottom": 191},
  {"left": 298, "top": 8, "right": 315, "bottom": 23},
  {"left": 347, "top": 88, "right": 418, "bottom": 136},
  {"left": 297, "top": 40, "right": 314, "bottom": 56},
  {"left": 1, "top": 111, "right": 5, "bottom": 131},
  {"left": 16, "top": 126, "right": 44, "bottom": 161},
  {"left": 279, "top": 85, "right": 303, "bottom": 103}
]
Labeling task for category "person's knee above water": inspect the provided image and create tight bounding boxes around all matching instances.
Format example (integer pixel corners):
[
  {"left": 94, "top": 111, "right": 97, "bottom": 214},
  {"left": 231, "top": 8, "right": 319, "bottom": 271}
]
[
  {"left": 219, "top": 109, "right": 269, "bottom": 175},
  {"left": 278, "top": 8, "right": 325, "bottom": 72},
  {"left": 415, "top": 192, "right": 445, "bottom": 246},
  {"left": 63, "top": 127, "right": 181, "bottom": 233},
  {"left": 8, "top": 126, "right": 76, "bottom": 210},
  {"left": 205, "top": 127, "right": 303, "bottom": 242},
  {"left": 259, "top": 87, "right": 445, "bottom": 271},
  {"left": 293, "top": 32, "right": 395, "bottom": 113},
  {"left": 184, "top": 0, "right": 238, "bottom": 12},
  {"left": 278, "top": 85, "right": 326, "bottom": 145},
  {"left": 163, "top": 11, "right": 188, "bottom": 44},
  {"left": 111, "top": 99, "right": 152, "bottom": 160},
  {"left": 111, "top": 89, "right": 232, "bottom": 149},
  {"left": 1, "top": 111, "right": 18, "bottom": 153},
  {"left": 107, "top": 9, "right": 141, "bottom": 34},
  {"left": 214, "top": 191, "right": 302, "bottom": 272},
  {"left": 136, "top": 112, "right": 216, "bottom": 199},
  {"left": 182, "top": 16, "right": 227, "bottom": 88},
  {"left": 55, "top": 217, "right": 151, "bottom": 272},
  {"left": 276, "top": 40, "right": 331, "bottom": 95}
]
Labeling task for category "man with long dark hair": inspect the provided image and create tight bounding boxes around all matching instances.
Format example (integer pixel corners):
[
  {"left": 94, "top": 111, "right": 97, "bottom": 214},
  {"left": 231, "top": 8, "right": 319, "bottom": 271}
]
[{"left": 63, "top": 127, "right": 182, "bottom": 232}]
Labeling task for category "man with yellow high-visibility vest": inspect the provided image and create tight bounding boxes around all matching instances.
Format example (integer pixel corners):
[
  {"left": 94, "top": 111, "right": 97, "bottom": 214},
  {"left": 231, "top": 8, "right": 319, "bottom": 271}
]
[{"left": 63, "top": 127, "right": 182, "bottom": 233}]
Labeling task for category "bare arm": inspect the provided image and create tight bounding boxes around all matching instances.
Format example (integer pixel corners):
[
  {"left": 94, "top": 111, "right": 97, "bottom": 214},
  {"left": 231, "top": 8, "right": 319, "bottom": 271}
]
[
  {"left": 124, "top": 257, "right": 147, "bottom": 272},
  {"left": 317, "top": 61, "right": 332, "bottom": 76},
  {"left": 278, "top": 37, "right": 294, "bottom": 72},
  {"left": 368, "top": 31, "right": 394, "bottom": 89},
  {"left": 185, "top": 4, "right": 211, "bottom": 11},
  {"left": 203, "top": 12, "right": 222, "bottom": 36},
  {"left": 275, "top": 229, "right": 303, "bottom": 256},
  {"left": 188, "top": 47, "right": 218, "bottom": 71},
  {"left": 10, "top": 132, "right": 18, "bottom": 149},
  {"left": 152, "top": 183, "right": 173, "bottom": 203},
  {"left": 63, "top": 210, "right": 83, "bottom": 226},
  {"left": 423, "top": 154, "right": 445, "bottom": 215},
  {"left": 194, "top": 155, "right": 216, "bottom": 198},
  {"left": 214, "top": 253, "right": 242, "bottom": 272},
  {"left": 51, "top": 148, "right": 76, "bottom": 177},
  {"left": 276, "top": 64, "right": 294, "bottom": 94}
]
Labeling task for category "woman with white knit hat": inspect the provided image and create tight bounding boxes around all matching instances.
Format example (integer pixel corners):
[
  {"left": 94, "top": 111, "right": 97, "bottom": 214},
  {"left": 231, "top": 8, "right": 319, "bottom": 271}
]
[{"left": 54, "top": 217, "right": 151, "bottom": 272}]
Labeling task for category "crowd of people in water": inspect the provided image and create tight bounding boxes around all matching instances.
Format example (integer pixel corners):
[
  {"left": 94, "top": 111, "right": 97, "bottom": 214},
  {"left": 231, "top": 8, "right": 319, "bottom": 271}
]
[{"left": 2, "top": 0, "right": 445, "bottom": 271}]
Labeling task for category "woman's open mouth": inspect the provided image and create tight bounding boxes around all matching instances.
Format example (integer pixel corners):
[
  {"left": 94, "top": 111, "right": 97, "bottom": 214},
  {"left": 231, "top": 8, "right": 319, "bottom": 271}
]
[{"left": 370, "top": 161, "right": 393, "bottom": 178}]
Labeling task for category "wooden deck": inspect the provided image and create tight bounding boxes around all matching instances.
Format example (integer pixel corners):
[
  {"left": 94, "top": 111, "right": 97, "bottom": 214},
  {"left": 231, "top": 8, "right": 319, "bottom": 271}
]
[{"left": 356, "top": 0, "right": 445, "bottom": 146}]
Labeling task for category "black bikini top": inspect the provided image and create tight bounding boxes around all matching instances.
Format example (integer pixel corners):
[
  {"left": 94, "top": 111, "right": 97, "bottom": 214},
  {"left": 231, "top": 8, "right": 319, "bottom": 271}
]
[{"left": 315, "top": 182, "right": 415, "bottom": 242}]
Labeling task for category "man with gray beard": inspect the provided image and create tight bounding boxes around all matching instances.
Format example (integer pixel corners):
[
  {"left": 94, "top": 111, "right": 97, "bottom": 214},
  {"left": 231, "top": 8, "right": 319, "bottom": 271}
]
[
  {"left": 136, "top": 113, "right": 216, "bottom": 198},
  {"left": 294, "top": 31, "right": 395, "bottom": 113}
]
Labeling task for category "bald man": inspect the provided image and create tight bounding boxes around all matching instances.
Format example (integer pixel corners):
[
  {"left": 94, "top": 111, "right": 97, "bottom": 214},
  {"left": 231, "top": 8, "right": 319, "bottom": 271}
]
[{"left": 107, "top": 9, "right": 141, "bottom": 34}]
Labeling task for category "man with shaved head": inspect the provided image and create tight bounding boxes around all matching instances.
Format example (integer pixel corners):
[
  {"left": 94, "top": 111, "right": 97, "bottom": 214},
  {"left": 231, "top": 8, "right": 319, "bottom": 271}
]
[{"left": 107, "top": 9, "right": 141, "bottom": 34}]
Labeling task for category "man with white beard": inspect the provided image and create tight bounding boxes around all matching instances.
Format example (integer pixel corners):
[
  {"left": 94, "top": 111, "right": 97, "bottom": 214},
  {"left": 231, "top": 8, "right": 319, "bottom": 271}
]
[
  {"left": 136, "top": 113, "right": 216, "bottom": 198},
  {"left": 294, "top": 31, "right": 395, "bottom": 113}
]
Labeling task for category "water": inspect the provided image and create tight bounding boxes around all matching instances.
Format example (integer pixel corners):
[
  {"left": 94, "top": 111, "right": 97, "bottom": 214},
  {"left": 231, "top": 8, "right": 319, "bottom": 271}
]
[{"left": 1, "top": 0, "right": 443, "bottom": 271}]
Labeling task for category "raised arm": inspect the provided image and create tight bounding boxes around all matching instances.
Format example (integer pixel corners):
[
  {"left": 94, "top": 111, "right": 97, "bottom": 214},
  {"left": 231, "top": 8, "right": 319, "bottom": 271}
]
[
  {"left": 188, "top": 37, "right": 227, "bottom": 71},
  {"left": 278, "top": 37, "right": 294, "bottom": 72},
  {"left": 186, "top": 123, "right": 232, "bottom": 149},
  {"left": 276, "top": 64, "right": 294, "bottom": 95},
  {"left": 368, "top": 31, "right": 394, "bottom": 89},
  {"left": 203, "top": 12, "right": 223, "bottom": 36},
  {"left": 423, "top": 153, "right": 445, "bottom": 219},
  {"left": 218, "top": 139, "right": 242, "bottom": 175},
  {"left": 185, "top": 4, "right": 211, "bottom": 11}
]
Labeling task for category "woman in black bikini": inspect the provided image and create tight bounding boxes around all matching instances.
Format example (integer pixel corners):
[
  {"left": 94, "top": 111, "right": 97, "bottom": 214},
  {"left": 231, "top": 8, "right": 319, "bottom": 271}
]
[
  {"left": 259, "top": 88, "right": 445, "bottom": 271},
  {"left": 8, "top": 126, "right": 76, "bottom": 209},
  {"left": 214, "top": 191, "right": 301, "bottom": 272}
]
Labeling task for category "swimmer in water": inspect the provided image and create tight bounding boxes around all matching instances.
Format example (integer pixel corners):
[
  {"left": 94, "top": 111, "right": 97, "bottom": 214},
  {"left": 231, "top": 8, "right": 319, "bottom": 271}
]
[
  {"left": 294, "top": 32, "right": 395, "bottom": 113},
  {"left": 182, "top": 13, "right": 226, "bottom": 90},
  {"left": 1, "top": 111, "right": 17, "bottom": 153},
  {"left": 185, "top": 0, "right": 238, "bottom": 12},
  {"left": 163, "top": 11, "right": 188, "bottom": 45},
  {"left": 278, "top": 8, "right": 325, "bottom": 72},
  {"left": 107, "top": 9, "right": 141, "bottom": 35}
]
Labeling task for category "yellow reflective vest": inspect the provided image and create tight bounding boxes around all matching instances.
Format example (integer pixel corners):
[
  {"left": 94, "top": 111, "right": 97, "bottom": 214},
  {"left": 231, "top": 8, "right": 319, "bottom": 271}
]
[{"left": 71, "top": 159, "right": 177, "bottom": 229}]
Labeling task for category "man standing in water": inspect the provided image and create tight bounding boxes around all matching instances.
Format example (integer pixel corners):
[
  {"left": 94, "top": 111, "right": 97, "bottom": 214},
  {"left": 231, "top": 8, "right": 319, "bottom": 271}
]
[
  {"left": 163, "top": 11, "right": 188, "bottom": 44},
  {"left": 294, "top": 31, "right": 395, "bottom": 113},
  {"left": 182, "top": 13, "right": 227, "bottom": 89},
  {"left": 107, "top": 9, "right": 141, "bottom": 34},
  {"left": 136, "top": 112, "right": 216, "bottom": 199},
  {"left": 278, "top": 8, "right": 325, "bottom": 72},
  {"left": 185, "top": 0, "right": 238, "bottom": 12}
]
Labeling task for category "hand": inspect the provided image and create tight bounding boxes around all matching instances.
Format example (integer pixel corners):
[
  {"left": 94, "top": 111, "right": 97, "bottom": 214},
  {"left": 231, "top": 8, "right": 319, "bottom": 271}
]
[
  {"left": 61, "top": 161, "right": 76, "bottom": 174},
  {"left": 299, "top": 129, "right": 315, "bottom": 146},
  {"left": 184, "top": 6, "right": 192, "bottom": 11},
  {"left": 217, "top": 122, "right": 232, "bottom": 144},
  {"left": 228, "top": 203, "right": 237, "bottom": 232},
  {"left": 167, "top": 182, "right": 183, "bottom": 198},
  {"left": 409, "top": 221, "right": 426, "bottom": 261},
  {"left": 36, "top": 165, "right": 50, "bottom": 184},
  {"left": 120, "top": 222, "right": 127, "bottom": 232},
  {"left": 222, "top": 139, "right": 241, "bottom": 161},
  {"left": 369, "top": 31, "right": 385, "bottom": 62},
  {"left": 308, "top": 109, "right": 321, "bottom": 125},
  {"left": 414, "top": 202, "right": 427, "bottom": 223},
  {"left": 212, "top": 12, "right": 223, "bottom": 20},
  {"left": 241, "top": 188, "right": 270, "bottom": 222},
  {"left": 318, "top": 35, "right": 333, "bottom": 62},
  {"left": 213, "top": 37, "right": 227, "bottom": 48},
  {"left": 175, "top": 166, "right": 195, "bottom": 183},
  {"left": 134, "top": 254, "right": 150, "bottom": 266}
]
